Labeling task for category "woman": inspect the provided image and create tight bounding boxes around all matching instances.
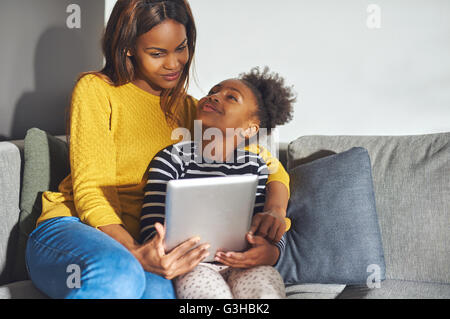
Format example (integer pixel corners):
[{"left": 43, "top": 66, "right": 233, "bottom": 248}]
[{"left": 26, "top": 0, "right": 290, "bottom": 299}]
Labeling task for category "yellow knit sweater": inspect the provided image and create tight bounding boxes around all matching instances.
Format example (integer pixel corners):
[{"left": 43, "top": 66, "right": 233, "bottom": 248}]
[{"left": 37, "top": 74, "right": 290, "bottom": 240}]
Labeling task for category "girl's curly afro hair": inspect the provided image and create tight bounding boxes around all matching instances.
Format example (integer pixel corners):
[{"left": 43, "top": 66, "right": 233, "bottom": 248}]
[{"left": 239, "top": 66, "right": 296, "bottom": 135}]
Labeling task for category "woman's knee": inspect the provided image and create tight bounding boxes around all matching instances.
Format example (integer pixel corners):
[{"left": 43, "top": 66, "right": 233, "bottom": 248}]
[
  {"left": 141, "top": 271, "right": 176, "bottom": 299},
  {"left": 68, "top": 247, "right": 146, "bottom": 299}
]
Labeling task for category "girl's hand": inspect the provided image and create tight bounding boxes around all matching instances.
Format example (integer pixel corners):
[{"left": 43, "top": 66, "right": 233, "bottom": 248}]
[
  {"left": 132, "top": 223, "right": 210, "bottom": 279},
  {"left": 214, "top": 233, "right": 280, "bottom": 268},
  {"left": 249, "top": 210, "right": 286, "bottom": 243}
]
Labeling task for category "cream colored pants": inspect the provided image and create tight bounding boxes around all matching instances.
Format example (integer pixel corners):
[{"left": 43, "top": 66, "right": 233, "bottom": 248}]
[{"left": 174, "top": 263, "right": 286, "bottom": 299}]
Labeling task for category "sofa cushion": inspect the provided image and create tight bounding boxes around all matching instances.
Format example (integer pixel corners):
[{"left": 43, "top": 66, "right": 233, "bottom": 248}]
[
  {"left": 337, "top": 279, "right": 450, "bottom": 299},
  {"left": 0, "top": 280, "right": 48, "bottom": 299},
  {"left": 276, "top": 147, "right": 385, "bottom": 285},
  {"left": 287, "top": 133, "right": 450, "bottom": 284},
  {"left": 286, "top": 283, "right": 346, "bottom": 299},
  {"left": 19, "top": 128, "right": 69, "bottom": 236}
]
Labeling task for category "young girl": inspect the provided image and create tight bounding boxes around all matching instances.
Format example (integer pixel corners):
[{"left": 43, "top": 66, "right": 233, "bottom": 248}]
[
  {"left": 26, "top": 0, "right": 290, "bottom": 299},
  {"left": 141, "top": 66, "right": 295, "bottom": 298}
]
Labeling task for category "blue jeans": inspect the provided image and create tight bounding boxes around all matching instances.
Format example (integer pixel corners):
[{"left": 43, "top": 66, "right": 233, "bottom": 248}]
[{"left": 26, "top": 217, "right": 176, "bottom": 299}]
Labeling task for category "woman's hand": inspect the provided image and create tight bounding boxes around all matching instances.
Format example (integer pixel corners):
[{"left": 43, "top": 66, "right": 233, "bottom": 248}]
[
  {"left": 132, "top": 223, "right": 210, "bottom": 279},
  {"left": 214, "top": 233, "right": 280, "bottom": 268},
  {"left": 249, "top": 210, "right": 286, "bottom": 243},
  {"left": 252, "top": 180, "right": 289, "bottom": 243}
]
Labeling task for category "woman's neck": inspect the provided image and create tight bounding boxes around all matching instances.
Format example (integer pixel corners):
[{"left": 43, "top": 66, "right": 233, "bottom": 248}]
[{"left": 132, "top": 75, "right": 163, "bottom": 96}]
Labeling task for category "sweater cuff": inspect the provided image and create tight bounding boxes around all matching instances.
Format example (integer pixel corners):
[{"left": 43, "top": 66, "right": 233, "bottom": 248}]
[
  {"left": 79, "top": 206, "right": 124, "bottom": 230},
  {"left": 266, "top": 170, "right": 290, "bottom": 198}
]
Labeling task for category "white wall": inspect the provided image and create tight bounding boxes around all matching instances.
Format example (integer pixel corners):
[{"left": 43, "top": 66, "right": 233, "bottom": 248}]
[
  {"left": 105, "top": 0, "right": 116, "bottom": 25},
  {"left": 106, "top": 0, "right": 450, "bottom": 143}
]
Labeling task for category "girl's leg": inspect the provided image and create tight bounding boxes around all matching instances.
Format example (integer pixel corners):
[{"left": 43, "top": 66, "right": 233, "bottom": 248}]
[
  {"left": 226, "top": 266, "right": 286, "bottom": 299},
  {"left": 26, "top": 216, "right": 174, "bottom": 299},
  {"left": 174, "top": 264, "right": 233, "bottom": 299}
]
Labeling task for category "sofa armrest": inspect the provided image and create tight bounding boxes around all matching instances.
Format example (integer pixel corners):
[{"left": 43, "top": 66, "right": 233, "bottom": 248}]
[{"left": 0, "top": 142, "right": 22, "bottom": 286}]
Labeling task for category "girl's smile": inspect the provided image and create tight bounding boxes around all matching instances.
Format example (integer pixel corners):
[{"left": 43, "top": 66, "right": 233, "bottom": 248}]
[{"left": 200, "top": 100, "right": 222, "bottom": 114}]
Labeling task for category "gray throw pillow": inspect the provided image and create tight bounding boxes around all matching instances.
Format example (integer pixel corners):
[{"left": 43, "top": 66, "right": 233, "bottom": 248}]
[
  {"left": 13, "top": 128, "right": 69, "bottom": 281},
  {"left": 276, "top": 147, "right": 385, "bottom": 285}
]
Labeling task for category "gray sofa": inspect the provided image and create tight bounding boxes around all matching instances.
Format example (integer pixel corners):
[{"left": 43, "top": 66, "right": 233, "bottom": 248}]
[{"left": 0, "top": 132, "right": 449, "bottom": 299}]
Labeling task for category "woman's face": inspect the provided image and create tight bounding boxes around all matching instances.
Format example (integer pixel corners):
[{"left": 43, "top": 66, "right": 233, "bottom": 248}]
[
  {"left": 197, "top": 79, "right": 260, "bottom": 136},
  {"left": 130, "top": 19, "right": 189, "bottom": 94}
]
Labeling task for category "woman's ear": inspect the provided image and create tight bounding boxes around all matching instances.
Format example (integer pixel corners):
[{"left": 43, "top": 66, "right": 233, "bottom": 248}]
[{"left": 126, "top": 49, "right": 134, "bottom": 57}]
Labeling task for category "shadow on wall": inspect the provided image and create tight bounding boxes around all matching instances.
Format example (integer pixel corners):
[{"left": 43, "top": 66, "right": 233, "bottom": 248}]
[{"left": 11, "top": 27, "right": 89, "bottom": 140}]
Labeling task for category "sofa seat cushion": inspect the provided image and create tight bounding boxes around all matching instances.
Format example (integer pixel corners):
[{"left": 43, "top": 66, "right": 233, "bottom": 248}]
[
  {"left": 0, "top": 280, "right": 48, "bottom": 299},
  {"left": 286, "top": 283, "right": 346, "bottom": 299},
  {"left": 337, "top": 279, "right": 450, "bottom": 299}
]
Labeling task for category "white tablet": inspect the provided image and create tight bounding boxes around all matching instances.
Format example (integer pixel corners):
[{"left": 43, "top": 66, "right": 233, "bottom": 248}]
[{"left": 164, "top": 175, "right": 258, "bottom": 262}]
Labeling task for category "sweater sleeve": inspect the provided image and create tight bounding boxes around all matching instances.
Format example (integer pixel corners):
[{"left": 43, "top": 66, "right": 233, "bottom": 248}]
[
  {"left": 245, "top": 144, "right": 290, "bottom": 197},
  {"left": 69, "top": 75, "right": 123, "bottom": 228}
]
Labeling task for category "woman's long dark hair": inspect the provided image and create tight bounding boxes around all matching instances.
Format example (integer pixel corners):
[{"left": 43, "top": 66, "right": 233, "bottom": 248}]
[{"left": 67, "top": 0, "right": 196, "bottom": 141}]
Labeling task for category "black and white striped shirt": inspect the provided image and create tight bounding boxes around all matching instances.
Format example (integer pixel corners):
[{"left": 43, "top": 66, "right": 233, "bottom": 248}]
[{"left": 140, "top": 141, "right": 286, "bottom": 257}]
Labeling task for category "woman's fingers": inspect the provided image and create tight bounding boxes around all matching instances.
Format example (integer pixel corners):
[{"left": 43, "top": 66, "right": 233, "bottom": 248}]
[
  {"left": 251, "top": 213, "right": 286, "bottom": 243},
  {"left": 153, "top": 223, "right": 166, "bottom": 256},
  {"left": 181, "top": 244, "right": 210, "bottom": 270},
  {"left": 257, "top": 214, "right": 274, "bottom": 238},
  {"left": 248, "top": 234, "right": 267, "bottom": 246},
  {"left": 249, "top": 214, "right": 262, "bottom": 235},
  {"left": 163, "top": 242, "right": 210, "bottom": 279},
  {"left": 267, "top": 218, "right": 285, "bottom": 243},
  {"left": 138, "top": 228, "right": 210, "bottom": 279},
  {"left": 267, "top": 222, "right": 279, "bottom": 241},
  {"left": 250, "top": 213, "right": 280, "bottom": 240},
  {"left": 275, "top": 223, "right": 285, "bottom": 243},
  {"left": 154, "top": 222, "right": 165, "bottom": 238},
  {"left": 165, "top": 236, "right": 205, "bottom": 264}
]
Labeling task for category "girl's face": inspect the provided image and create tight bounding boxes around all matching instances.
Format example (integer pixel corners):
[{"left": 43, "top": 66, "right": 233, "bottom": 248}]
[
  {"left": 197, "top": 79, "right": 260, "bottom": 137},
  {"left": 130, "top": 19, "right": 189, "bottom": 94}
]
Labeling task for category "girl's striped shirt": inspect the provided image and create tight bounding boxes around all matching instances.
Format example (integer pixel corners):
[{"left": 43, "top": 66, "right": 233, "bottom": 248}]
[{"left": 140, "top": 141, "right": 286, "bottom": 259}]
